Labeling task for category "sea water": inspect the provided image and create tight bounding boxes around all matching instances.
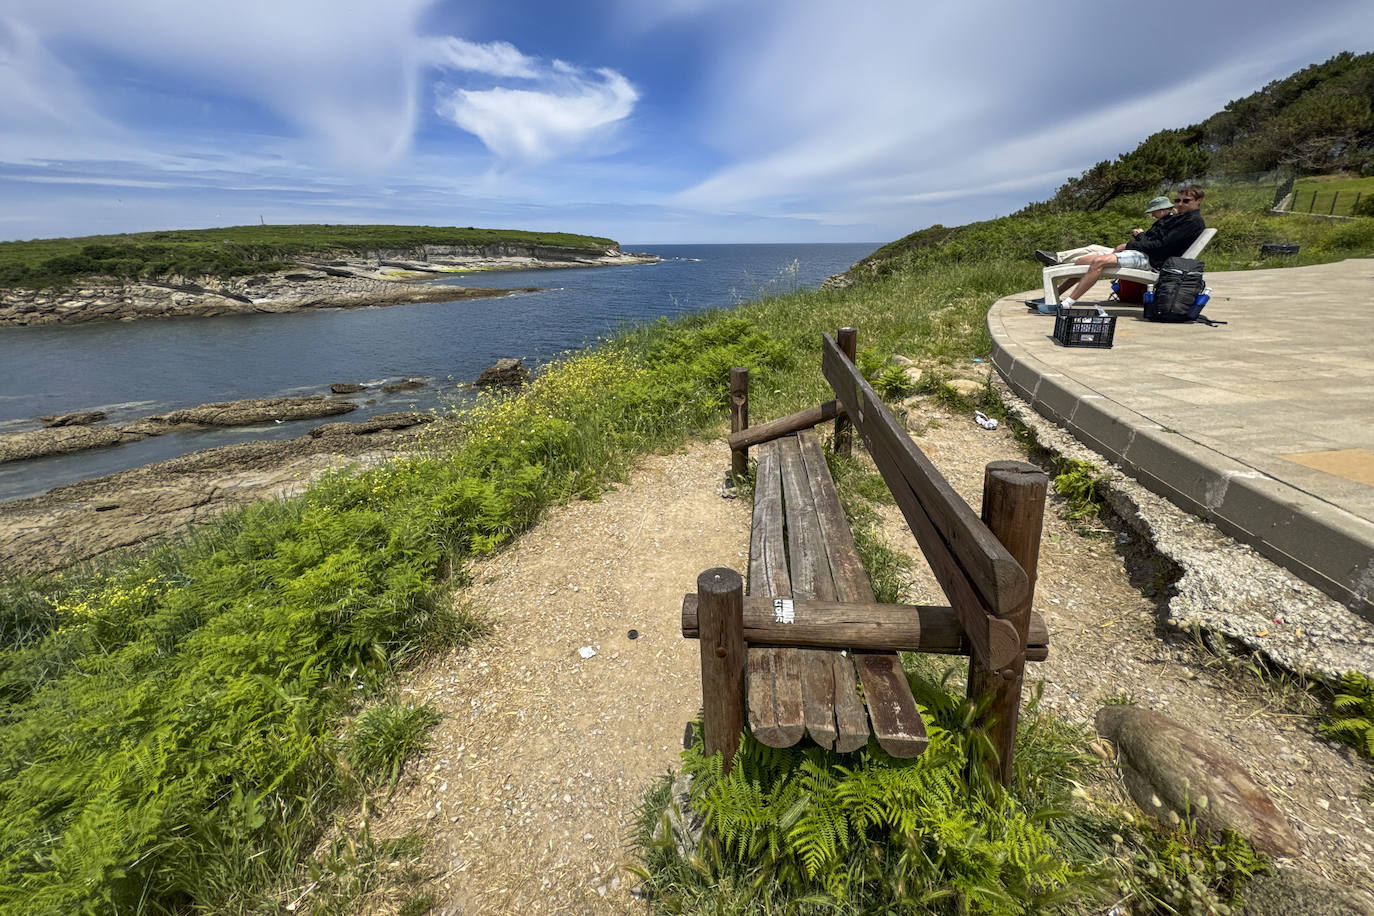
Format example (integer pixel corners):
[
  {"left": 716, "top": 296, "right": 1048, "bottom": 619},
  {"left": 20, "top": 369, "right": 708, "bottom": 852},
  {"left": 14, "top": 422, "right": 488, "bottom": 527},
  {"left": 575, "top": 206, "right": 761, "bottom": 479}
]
[{"left": 0, "top": 243, "right": 874, "bottom": 501}]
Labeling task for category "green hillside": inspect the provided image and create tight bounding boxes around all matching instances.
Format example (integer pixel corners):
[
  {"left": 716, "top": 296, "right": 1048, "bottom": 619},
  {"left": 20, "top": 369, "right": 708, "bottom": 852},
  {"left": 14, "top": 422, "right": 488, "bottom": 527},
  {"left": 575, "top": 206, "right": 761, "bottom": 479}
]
[
  {"left": 0, "top": 224, "right": 618, "bottom": 289},
  {"left": 851, "top": 51, "right": 1374, "bottom": 282}
]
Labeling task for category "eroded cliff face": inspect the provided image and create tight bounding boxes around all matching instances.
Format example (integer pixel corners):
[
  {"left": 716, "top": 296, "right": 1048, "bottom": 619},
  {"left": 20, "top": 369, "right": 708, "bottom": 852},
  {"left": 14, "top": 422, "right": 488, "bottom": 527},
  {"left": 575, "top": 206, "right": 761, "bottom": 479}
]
[{"left": 0, "top": 243, "right": 656, "bottom": 326}]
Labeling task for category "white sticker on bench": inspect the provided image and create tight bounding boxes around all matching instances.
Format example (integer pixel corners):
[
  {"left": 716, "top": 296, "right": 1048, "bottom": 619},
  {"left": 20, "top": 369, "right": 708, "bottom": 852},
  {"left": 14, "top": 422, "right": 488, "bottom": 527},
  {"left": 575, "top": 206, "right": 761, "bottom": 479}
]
[{"left": 773, "top": 598, "right": 795, "bottom": 624}]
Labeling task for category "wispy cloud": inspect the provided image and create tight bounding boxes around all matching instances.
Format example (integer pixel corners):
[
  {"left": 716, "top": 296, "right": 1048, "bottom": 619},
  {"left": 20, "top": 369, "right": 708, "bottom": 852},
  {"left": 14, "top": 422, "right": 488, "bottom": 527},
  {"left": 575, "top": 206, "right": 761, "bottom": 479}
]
[
  {"left": 424, "top": 36, "right": 538, "bottom": 78},
  {"left": 434, "top": 65, "right": 638, "bottom": 163},
  {"left": 671, "top": 0, "right": 1374, "bottom": 227}
]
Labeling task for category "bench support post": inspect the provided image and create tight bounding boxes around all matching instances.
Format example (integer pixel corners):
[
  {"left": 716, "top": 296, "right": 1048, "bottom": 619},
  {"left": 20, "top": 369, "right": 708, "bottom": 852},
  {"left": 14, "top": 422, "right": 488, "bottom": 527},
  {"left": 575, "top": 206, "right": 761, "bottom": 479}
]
[
  {"left": 833, "top": 327, "right": 857, "bottom": 457},
  {"left": 968, "top": 461, "right": 1048, "bottom": 786},
  {"left": 698, "top": 567, "right": 746, "bottom": 772},
  {"left": 730, "top": 367, "right": 750, "bottom": 482}
]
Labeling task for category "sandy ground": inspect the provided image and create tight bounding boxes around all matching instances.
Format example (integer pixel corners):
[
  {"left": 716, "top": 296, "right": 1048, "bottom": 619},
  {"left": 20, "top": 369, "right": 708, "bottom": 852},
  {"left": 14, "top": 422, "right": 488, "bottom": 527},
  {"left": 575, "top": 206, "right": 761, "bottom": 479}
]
[{"left": 356, "top": 409, "right": 1374, "bottom": 915}]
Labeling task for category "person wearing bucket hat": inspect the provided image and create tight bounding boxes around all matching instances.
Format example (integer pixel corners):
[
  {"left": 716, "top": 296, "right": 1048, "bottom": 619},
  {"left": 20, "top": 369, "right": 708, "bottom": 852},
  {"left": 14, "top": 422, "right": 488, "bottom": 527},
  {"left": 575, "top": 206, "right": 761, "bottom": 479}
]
[
  {"left": 1029, "top": 185, "right": 1205, "bottom": 312},
  {"left": 1033, "top": 196, "right": 1178, "bottom": 267}
]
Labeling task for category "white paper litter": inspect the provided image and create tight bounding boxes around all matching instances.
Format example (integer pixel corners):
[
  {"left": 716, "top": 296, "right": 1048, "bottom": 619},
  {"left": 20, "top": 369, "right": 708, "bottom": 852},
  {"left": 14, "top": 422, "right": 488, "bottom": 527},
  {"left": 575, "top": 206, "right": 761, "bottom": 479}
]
[{"left": 578, "top": 646, "right": 597, "bottom": 659}]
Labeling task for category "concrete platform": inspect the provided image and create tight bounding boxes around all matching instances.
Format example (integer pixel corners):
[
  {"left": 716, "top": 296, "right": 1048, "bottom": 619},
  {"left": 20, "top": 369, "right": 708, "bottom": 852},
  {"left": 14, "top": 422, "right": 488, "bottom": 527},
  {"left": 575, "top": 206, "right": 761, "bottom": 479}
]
[{"left": 989, "top": 258, "right": 1374, "bottom": 620}]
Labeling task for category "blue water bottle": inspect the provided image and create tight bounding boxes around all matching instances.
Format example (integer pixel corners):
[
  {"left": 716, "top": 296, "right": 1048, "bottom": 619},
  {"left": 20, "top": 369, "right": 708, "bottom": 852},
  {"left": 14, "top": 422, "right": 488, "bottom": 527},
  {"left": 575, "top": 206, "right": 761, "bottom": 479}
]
[{"left": 1187, "top": 286, "right": 1212, "bottom": 320}]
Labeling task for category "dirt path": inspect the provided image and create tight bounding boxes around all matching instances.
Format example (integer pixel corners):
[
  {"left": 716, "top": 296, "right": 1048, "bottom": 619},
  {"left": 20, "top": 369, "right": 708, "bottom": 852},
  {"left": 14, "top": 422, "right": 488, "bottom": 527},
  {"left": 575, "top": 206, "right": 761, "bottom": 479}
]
[
  {"left": 377, "top": 415, "right": 1374, "bottom": 914},
  {"left": 376, "top": 441, "right": 749, "bottom": 914}
]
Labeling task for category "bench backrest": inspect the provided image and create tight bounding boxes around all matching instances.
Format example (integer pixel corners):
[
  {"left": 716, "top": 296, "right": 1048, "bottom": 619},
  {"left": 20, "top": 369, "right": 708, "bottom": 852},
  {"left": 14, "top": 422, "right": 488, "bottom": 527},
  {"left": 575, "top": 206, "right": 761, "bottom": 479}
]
[
  {"left": 820, "top": 333, "right": 1029, "bottom": 670},
  {"left": 1182, "top": 227, "right": 1217, "bottom": 260}
]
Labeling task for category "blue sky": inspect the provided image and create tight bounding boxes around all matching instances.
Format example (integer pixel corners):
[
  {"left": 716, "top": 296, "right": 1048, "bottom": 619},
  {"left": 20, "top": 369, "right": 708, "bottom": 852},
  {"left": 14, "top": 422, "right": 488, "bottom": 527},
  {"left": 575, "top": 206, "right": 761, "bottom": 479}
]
[{"left": 2, "top": 1, "right": 1373, "bottom": 245}]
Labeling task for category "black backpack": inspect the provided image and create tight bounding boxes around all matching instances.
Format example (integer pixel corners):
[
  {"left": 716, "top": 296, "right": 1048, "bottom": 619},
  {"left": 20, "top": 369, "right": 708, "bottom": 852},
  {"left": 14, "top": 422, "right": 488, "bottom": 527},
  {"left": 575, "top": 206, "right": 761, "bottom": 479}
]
[{"left": 1146, "top": 257, "right": 1205, "bottom": 322}]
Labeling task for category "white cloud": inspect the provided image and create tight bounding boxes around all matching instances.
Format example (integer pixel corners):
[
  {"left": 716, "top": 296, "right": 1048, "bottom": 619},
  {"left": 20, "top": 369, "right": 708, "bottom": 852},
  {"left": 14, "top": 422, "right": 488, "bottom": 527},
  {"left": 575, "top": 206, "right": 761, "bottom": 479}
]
[
  {"left": 670, "top": 0, "right": 1374, "bottom": 224},
  {"left": 435, "top": 66, "right": 638, "bottom": 163},
  {"left": 3, "top": 0, "right": 434, "bottom": 170},
  {"left": 425, "top": 36, "right": 537, "bottom": 78}
]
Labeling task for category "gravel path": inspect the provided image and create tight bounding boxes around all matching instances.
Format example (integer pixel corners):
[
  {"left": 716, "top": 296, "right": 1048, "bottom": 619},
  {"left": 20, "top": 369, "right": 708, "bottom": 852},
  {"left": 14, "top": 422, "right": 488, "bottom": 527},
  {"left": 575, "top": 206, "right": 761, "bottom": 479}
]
[
  {"left": 374, "top": 441, "right": 749, "bottom": 914},
  {"left": 372, "top": 411, "right": 1374, "bottom": 913}
]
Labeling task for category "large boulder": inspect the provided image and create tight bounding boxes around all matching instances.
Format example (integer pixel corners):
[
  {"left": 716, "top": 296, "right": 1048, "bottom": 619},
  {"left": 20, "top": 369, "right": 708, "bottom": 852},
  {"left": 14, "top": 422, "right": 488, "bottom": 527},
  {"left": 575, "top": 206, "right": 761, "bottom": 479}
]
[
  {"left": 0, "top": 425, "right": 149, "bottom": 464},
  {"left": 381, "top": 378, "right": 428, "bottom": 393},
  {"left": 1095, "top": 705, "right": 1299, "bottom": 858},
  {"left": 40, "top": 410, "right": 107, "bottom": 427},
  {"left": 474, "top": 358, "right": 529, "bottom": 389},
  {"left": 156, "top": 396, "right": 357, "bottom": 426},
  {"left": 309, "top": 412, "right": 432, "bottom": 438}
]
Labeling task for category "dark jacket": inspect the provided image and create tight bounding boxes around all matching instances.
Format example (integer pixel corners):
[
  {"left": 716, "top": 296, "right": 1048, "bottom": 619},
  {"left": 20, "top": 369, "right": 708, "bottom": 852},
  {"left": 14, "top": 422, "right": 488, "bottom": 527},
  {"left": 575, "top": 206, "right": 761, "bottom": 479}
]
[{"left": 1126, "top": 209, "right": 1205, "bottom": 268}]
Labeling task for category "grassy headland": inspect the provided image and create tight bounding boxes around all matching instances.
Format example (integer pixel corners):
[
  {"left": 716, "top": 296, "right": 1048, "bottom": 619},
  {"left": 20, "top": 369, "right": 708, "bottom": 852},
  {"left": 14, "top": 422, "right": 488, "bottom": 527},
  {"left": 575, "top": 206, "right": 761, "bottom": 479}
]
[
  {"left": 0, "top": 224, "right": 618, "bottom": 289},
  {"left": 1, "top": 183, "right": 1369, "bottom": 913}
]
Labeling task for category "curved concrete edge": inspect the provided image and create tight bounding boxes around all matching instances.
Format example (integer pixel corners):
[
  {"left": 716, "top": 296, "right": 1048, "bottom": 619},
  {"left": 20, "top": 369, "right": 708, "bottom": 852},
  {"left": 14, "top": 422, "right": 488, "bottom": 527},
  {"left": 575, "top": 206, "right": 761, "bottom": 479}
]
[{"left": 989, "top": 295, "right": 1374, "bottom": 622}]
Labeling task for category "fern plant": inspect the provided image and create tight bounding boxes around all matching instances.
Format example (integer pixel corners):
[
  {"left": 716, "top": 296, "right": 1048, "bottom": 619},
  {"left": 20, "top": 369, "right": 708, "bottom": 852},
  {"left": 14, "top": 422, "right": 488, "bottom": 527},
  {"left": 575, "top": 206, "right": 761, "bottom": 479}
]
[
  {"left": 1321, "top": 670, "right": 1374, "bottom": 756},
  {"left": 675, "top": 719, "right": 1088, "bottom": 913}
]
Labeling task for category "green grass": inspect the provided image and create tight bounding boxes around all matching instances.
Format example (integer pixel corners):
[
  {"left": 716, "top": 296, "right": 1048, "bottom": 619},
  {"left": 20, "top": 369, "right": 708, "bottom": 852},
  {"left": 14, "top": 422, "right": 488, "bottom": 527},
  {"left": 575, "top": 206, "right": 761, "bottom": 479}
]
[
  {"left": 0, "top": 224, "right": 618, "bottom": 288},
  {"left": 3, "top": 184, "right": 1363, "bottom": 913},
  {"left": 850, "top": 182, "right": 1374, "bottom": 282},
  {"left": 1289, "top": 175, "right": 1374, "bottom": 216}
]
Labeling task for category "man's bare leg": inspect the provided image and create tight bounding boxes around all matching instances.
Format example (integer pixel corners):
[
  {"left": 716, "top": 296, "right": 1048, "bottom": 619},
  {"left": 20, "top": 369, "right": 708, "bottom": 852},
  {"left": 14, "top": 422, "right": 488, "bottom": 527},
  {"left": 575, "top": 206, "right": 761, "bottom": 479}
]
[{"left": 1061, "top": 253, "right": 1118, "bottom": 304}]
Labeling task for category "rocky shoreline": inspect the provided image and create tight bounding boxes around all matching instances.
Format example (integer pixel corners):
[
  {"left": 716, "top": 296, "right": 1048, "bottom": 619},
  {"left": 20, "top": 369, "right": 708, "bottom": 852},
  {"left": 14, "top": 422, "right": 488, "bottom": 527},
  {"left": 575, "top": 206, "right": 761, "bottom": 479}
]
[
  {"left": 0, "top": 243, "right": 658, "bottom": 326},
  {"left": 0, "top": 412, "right": 438, "bottom": 571},
  {"left": 0, "top": 395, "right": 364, "bottom": 464}
]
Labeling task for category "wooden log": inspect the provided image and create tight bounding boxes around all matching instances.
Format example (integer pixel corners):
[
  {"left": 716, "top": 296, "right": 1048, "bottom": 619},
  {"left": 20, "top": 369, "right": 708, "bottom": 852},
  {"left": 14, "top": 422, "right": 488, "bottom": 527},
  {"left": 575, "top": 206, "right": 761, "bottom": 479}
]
[
  {"left": 797, "top": 431, "right": 927, "bottom": 756},
  {"left": 698, "top": 567, "right": 746, "bottom": 772},
  {"left": 727, "top": 401, "right": 843, "bottom": 452},
  {"left": 779, "top": 436, "right": 868, "bottom": 752},
  {"left": 833, "top": 327, "right": 857, "bottom": 458},
  {"left": 861, "top": 428, "right": 1019, "bottom": 670},
  {"left": 730, "top": 367, "right": 749, "bottom": 482},
  {"left": 746, "top": 440, "right": 805, "bottom": 748},
  {"left": 969, "top": 460, "right": 1048, "bottom": 787},
  {"left": 821, "top": 334, "right": 1029, "bottom": 618},
  {"left": 679, "top": 595, "right": 1050, "bottom": 658}
]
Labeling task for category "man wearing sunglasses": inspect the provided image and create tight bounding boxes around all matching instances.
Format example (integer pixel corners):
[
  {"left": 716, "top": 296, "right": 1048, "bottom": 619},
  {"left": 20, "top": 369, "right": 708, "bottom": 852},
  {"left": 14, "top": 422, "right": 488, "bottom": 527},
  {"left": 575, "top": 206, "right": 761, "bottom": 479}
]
[{"left": 1033, "top": 185, "right": 1206, "bottom": 313}]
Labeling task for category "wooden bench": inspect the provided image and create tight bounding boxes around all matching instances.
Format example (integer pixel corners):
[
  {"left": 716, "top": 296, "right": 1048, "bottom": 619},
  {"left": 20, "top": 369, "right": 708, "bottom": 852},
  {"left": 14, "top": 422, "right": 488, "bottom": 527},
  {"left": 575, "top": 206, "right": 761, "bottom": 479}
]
[{"left": 683, "top": 327, "right": 1051, "bottom": 784}]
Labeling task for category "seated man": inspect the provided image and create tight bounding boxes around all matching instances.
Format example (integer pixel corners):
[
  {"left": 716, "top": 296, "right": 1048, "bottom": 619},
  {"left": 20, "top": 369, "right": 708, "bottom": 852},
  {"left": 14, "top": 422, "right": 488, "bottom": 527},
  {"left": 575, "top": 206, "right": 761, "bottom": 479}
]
[
  {"left": 1035, "top": 195, "right": 1174, "bottom": 267},
  {"left": 1033, "top": 186, "right": 1206, "bottom": 313}
]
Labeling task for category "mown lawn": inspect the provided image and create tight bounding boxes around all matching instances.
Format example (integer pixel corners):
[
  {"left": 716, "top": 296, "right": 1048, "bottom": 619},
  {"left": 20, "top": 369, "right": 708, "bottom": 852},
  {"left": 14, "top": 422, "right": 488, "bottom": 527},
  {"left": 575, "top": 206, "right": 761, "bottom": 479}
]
[{"left": 1289, "top": 174, "right": 1374, "bottom": 216}]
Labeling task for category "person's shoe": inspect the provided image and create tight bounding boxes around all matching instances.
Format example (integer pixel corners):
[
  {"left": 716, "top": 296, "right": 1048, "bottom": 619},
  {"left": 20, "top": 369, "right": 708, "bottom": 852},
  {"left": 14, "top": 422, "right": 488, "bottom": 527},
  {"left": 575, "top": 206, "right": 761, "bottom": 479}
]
[
  {"left": 1037, "top": 302, "right": 1060, "bottom": 315},
  {"left": 1025, "top": 297, "right": 1045, "bottom": 309},
  {"left": 1034, "top": 249, "right": 1059, "bottom": 267}
]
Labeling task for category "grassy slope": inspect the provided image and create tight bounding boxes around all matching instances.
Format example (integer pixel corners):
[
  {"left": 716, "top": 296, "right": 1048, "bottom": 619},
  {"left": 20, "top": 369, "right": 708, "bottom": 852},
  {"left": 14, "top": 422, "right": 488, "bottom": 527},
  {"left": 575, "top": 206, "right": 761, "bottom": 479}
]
[
  {"left": 0, "top": 190, "right": 1369, "bottom": 914},
  {"left": 1290, "top": 175, "right": 1374, "bottom": 215},
  {"left": 851, "top": 182, "right": 1374, "bottom": 284},
  {"left": 0, "top": 224, "right": 618, "bottom": 288}
]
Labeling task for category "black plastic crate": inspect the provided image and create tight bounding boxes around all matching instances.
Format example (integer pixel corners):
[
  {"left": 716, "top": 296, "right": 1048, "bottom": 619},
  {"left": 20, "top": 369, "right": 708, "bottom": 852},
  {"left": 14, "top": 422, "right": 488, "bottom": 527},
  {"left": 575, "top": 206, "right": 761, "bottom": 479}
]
[{"left": 1052, "top": 308, "right": 1116, "bottom": 348}]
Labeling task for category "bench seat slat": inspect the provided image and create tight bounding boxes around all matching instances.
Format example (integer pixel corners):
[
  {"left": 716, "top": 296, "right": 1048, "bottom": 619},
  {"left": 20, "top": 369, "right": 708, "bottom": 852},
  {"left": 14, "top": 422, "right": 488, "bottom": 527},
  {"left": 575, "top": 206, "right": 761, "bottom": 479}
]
[
  {"left": 779, "top": 436, "right": 868, "bottom": 752},
  {"left": 747, "top": 646, "right": 804, "bottom": 747},
  {"left": 853, "top": 653, "right": 929, "bottom": 756},
  {"left": 799, "top": 431, "right": 928, "bottom": 757},
  {"left": 746, "top": 440, "right": 805, "bottom": 748}
]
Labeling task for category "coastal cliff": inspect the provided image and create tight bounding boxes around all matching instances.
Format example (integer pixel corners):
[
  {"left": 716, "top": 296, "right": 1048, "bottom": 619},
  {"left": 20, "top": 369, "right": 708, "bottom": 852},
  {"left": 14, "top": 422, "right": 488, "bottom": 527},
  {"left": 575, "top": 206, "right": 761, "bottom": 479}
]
[{"left": 0, "top": 242, "right": 657, "bottom": 326}]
